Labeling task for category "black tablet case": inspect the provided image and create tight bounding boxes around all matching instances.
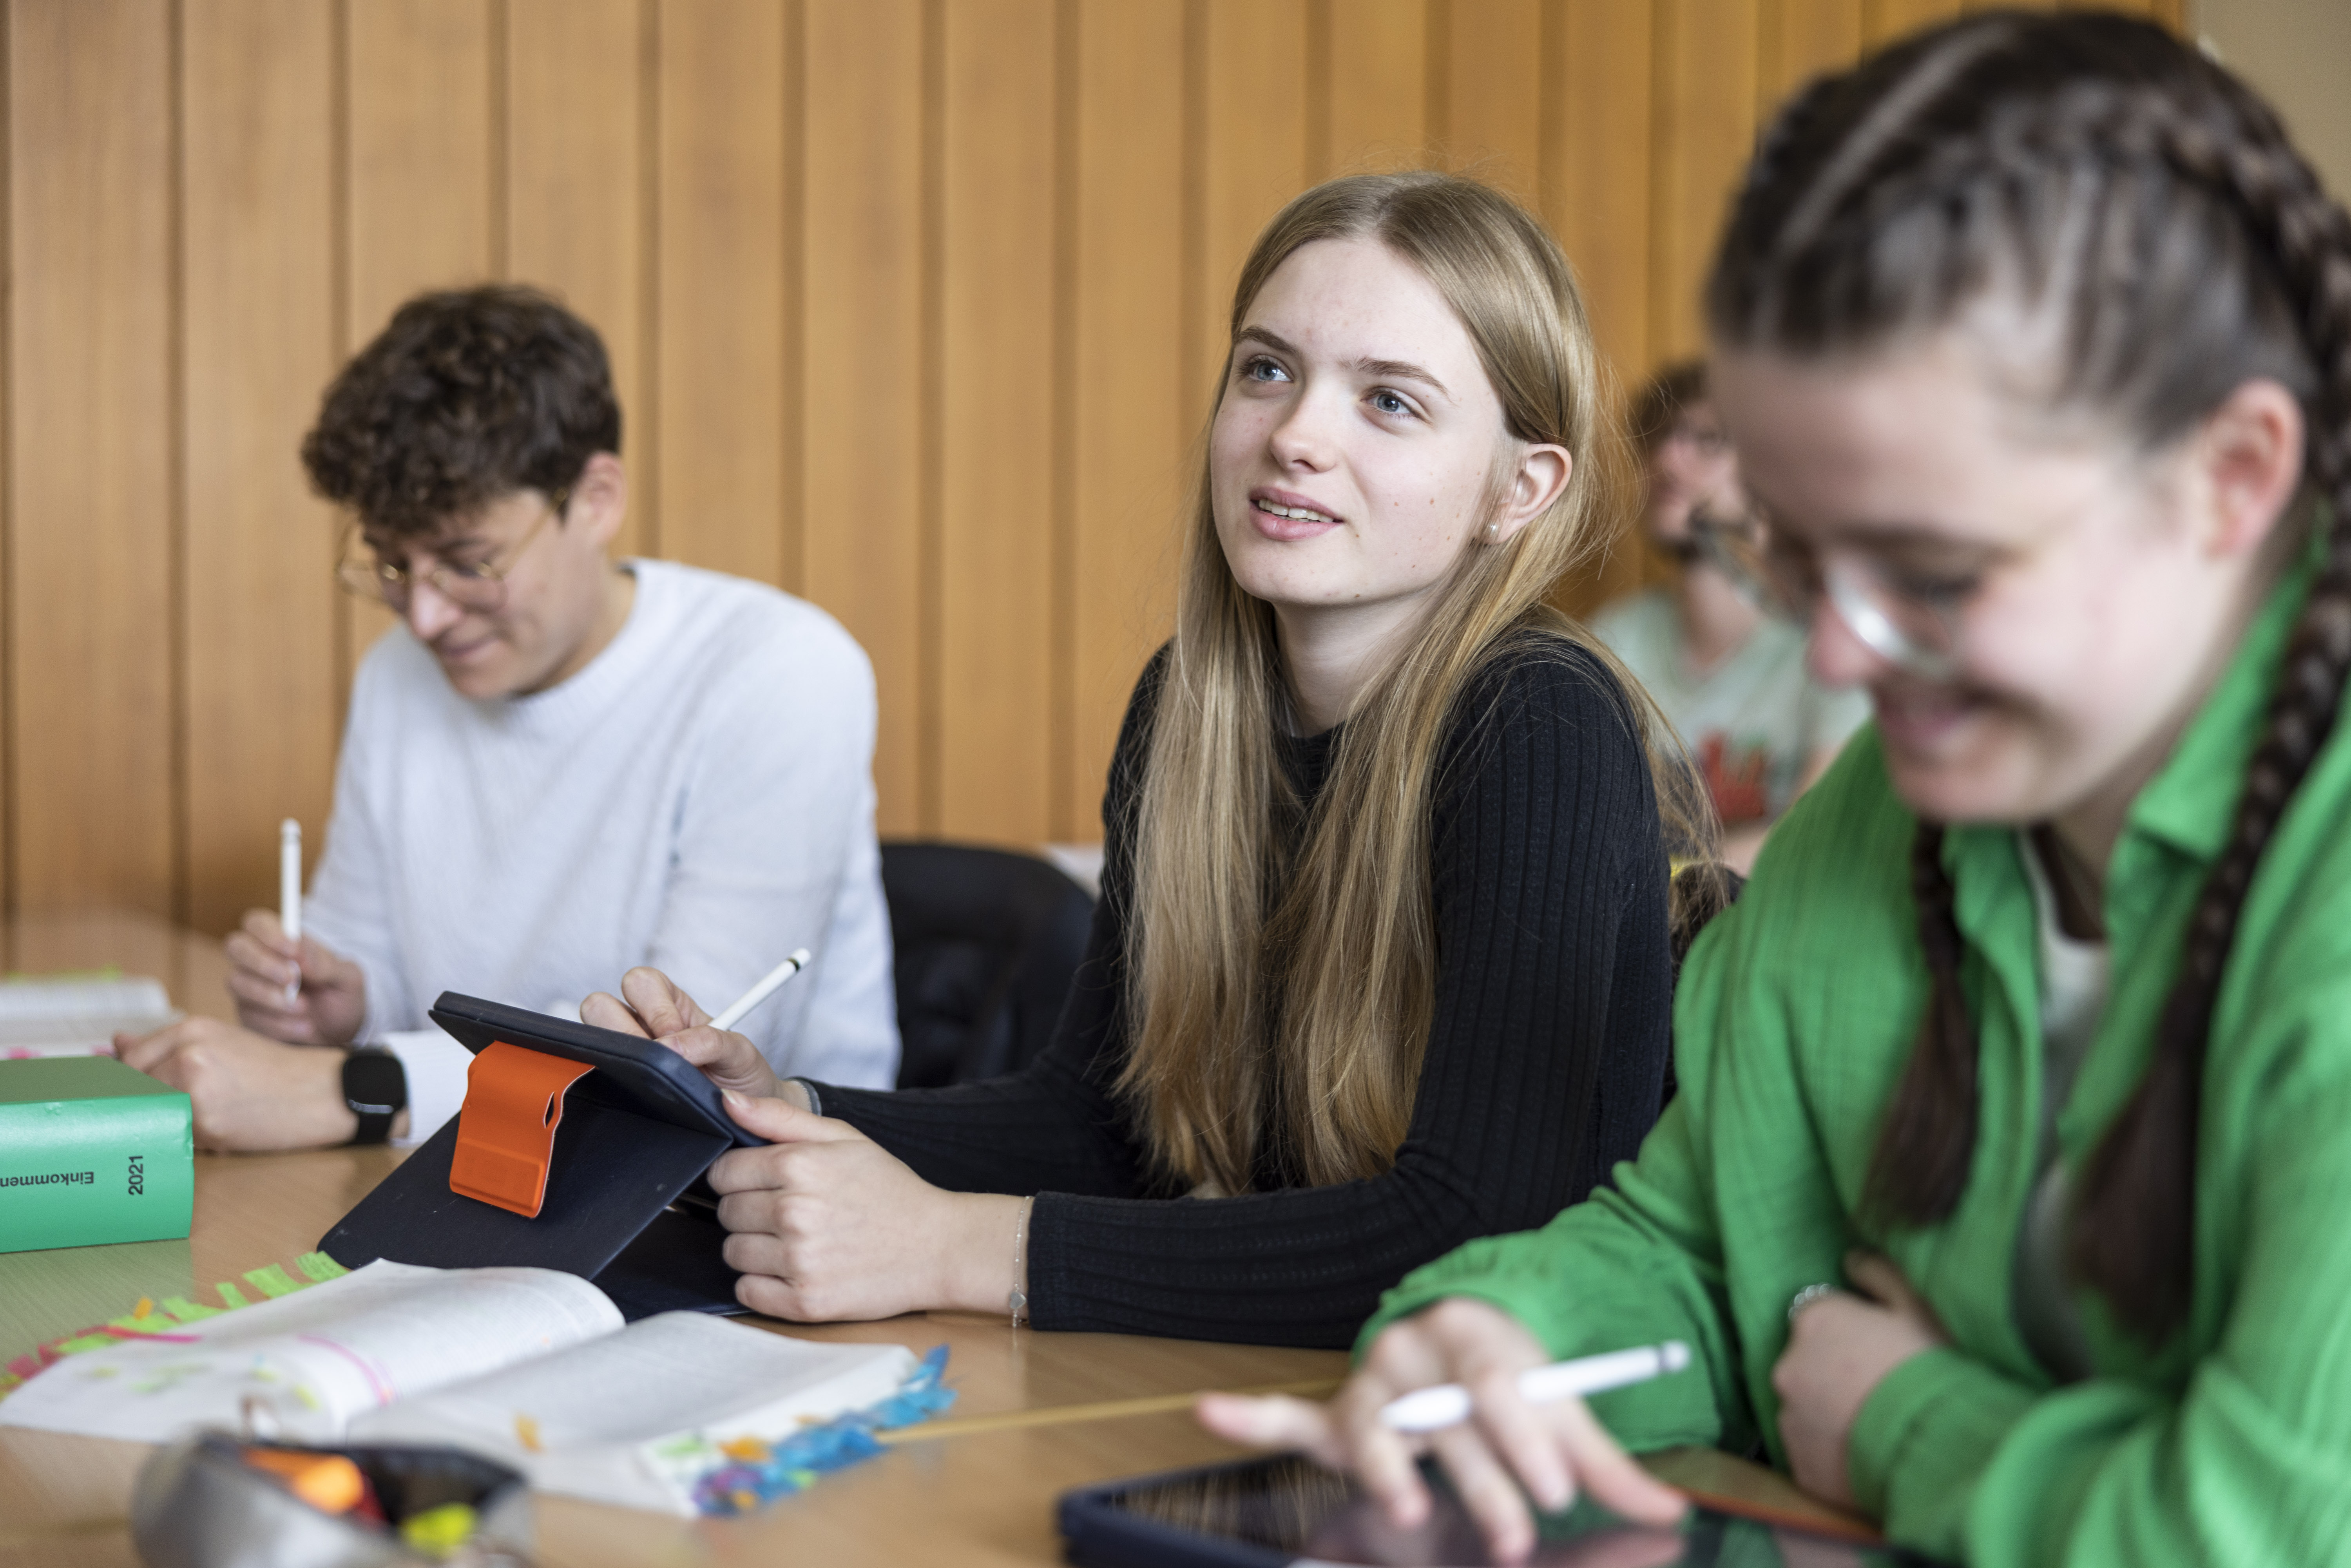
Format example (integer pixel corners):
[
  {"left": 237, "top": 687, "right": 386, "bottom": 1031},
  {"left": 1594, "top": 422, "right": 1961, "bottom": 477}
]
[{"left": 318, "top": 993, "right": 764, "bottom": 1320}]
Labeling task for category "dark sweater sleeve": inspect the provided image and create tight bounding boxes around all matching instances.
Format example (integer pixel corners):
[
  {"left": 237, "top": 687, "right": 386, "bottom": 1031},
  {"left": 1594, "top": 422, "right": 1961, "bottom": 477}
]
[
  {"left": 818, "top": 646, "right": 1674, "bottom": 1349},
  {"left": 804, "top": 657, "right": 1165, "bottom": 1199}
]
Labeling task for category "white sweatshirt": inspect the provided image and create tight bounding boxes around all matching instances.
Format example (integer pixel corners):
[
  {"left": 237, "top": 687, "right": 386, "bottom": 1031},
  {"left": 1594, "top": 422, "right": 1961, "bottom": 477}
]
[{"left": 302, "top": 558, "right": 899, "bottom": 1143}]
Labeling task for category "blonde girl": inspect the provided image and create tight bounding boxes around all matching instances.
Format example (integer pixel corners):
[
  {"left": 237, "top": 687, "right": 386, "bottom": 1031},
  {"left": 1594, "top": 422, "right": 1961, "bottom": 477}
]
[{"left": 587, "top": 171, "right": 1704, "bottom": 1347}]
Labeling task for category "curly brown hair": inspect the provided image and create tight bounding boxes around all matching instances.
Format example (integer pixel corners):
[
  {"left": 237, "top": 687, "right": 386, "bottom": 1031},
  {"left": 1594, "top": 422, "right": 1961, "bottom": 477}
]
[
  {"left": 1629, "top": 359, "right": 1708, "bottom": 456},
  {"left": 301, "top": 285, "right": 621, "bottom": 538}
]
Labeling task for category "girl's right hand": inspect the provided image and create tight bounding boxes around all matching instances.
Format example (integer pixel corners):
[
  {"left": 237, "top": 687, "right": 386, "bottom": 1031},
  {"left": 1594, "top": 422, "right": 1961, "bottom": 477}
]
[
  {"left": 1195, "top": 1298, "right": 1686, "bottom": 1564},
  {"left": 581, "top": 965, "right": 784, "bottom": 1103}
]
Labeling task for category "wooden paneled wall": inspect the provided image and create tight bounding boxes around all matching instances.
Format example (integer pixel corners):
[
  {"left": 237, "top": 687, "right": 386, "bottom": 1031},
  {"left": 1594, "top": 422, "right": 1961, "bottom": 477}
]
[{"left": 1, "top": 0, "right": 2180, "bottom": 934}]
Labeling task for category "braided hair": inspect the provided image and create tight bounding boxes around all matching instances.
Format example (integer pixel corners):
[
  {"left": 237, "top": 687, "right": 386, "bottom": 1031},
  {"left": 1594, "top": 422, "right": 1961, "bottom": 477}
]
[{"left": 1707, "top": 11, "right": 2351, "bottom": 1342}]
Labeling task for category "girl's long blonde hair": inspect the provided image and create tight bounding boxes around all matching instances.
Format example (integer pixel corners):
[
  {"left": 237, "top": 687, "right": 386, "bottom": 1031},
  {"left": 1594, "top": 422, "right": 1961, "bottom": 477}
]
[{"left": 1118, "top": 171, "right": 1711, "bottom": 1194}]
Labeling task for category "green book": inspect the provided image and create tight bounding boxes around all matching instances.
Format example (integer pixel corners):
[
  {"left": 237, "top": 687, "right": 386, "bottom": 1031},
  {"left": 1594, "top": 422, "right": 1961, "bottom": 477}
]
[{"left": 0, "top": 1056, "right": 192, "bottom": 1253}]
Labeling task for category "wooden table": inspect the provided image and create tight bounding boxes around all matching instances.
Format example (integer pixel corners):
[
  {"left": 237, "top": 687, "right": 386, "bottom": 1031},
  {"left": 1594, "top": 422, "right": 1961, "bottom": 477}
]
[{"left": 0, "top": 911, "right": 1866, "bottom": 1566}]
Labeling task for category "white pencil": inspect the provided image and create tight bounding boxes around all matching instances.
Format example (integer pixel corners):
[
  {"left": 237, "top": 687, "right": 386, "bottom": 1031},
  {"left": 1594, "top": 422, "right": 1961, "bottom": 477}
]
[
  {"left": 279, "top": 819, "right": 302, "bottom": 1005},
  {"left": 1377, "top": 1341, "right": 1692, "bottom": 1433},
  {"left": 709, "top": 949, "right": 813, "bottom": 1032}
]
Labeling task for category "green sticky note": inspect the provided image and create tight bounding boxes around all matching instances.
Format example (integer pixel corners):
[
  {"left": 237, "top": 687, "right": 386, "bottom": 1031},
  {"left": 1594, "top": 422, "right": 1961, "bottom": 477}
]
[
  {"left": 159, "top": 1295, "right": 219, "bottom": 1322},
  {"left": 297, "top": 1251, "right": 349, "bottom": 1284},
  {"left": 244, "top": 1264, "right": 301, "bottom": 1299},
  {"left": 214, "top": 1282, "right": 248, "bottom": 1311}
]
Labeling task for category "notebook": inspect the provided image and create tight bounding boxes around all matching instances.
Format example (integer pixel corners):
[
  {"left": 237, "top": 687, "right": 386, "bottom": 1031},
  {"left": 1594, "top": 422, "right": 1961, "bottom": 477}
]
[
  {"left": 0, "top": 975, "right": 176, "bottom": 1057},
  {"left": 0, "top": 1259, "right": 918, "bottom": 1516}
]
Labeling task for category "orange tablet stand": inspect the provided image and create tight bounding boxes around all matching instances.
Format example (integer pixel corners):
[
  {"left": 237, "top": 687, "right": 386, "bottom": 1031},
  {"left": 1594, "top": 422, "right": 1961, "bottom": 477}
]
[{"left": 447, "top": 1041, "right": 596, "bottom": 1218}]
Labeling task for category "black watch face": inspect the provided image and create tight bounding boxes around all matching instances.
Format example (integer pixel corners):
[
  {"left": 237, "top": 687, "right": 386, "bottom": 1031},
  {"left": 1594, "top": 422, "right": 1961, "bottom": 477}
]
[{"left": 343, "top": 1050, "right": 406, "bottom": 1116}]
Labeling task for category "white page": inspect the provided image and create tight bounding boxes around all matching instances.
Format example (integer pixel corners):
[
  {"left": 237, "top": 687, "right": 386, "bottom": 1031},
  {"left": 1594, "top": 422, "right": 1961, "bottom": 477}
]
[
  {"left": 0, "top": 976, "right": 175, "bottom": 1056},
  {"left": 351, "top": 1314, "right": 916, "bottom": 1515},
  {"left": 0, "top": 1259, "right": 622, "bottom": 1443}
]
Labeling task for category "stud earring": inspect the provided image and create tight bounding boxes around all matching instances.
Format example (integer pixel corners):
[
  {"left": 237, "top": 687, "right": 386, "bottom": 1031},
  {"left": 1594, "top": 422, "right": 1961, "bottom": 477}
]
[{"left": 1485, "top": 522, "right": 1500, "bottom": 541}]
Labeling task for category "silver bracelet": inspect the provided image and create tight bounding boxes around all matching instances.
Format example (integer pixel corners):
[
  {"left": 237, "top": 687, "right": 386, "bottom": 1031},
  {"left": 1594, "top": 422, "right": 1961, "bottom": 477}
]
[
  {"left": 1008, "top": 1195, "right": 1035, "bottom": 1328},
  {"left": 1787, "top": 1281, "right": 1838, "bottom": 1324},
  {"left": 787, "top": 1077, "right": 822, "bottom": 1118}
]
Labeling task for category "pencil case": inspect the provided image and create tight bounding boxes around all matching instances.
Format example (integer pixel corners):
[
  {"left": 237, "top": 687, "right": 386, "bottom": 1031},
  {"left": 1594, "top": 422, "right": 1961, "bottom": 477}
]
[{"left": 129, "top": 1430, "right": 533, "bottom": 1568}]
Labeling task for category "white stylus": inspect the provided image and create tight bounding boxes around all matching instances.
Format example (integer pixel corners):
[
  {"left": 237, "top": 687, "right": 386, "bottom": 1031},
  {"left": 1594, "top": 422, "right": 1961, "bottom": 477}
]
[
  {"left": 279, "top": 819, "right": 303, "bottom": 1005},
  {"left": 709, "top": 949, "right": 813, "bottom": 1032},
  {"left": 1378, "top": 1341, "right": 1692, "bottom": 1433}
]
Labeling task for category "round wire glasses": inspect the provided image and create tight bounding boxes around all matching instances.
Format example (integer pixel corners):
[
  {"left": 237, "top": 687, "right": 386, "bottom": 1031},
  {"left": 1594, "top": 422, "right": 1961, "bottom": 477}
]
[
  {"left": 1693, "top": 505, "right": 1969, "bottom": 681},
  {"left": 334, "top": 489, "right": 569, "bottom": 615}
]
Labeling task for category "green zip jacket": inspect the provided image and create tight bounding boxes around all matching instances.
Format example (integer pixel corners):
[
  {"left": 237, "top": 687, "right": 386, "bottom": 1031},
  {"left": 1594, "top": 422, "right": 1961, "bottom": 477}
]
[{"left": 1363, "top": 554, "right": 2351, "bottom": 1564}]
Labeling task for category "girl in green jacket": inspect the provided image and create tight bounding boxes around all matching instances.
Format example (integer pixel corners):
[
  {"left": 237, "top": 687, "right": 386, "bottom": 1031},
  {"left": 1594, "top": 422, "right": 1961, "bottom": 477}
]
[{"left": 1200, "top": 12, "right": 2351, "bottom": 1564}]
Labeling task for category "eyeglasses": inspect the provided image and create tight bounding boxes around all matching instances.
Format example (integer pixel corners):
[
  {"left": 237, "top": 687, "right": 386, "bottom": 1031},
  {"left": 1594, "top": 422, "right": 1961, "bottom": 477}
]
[
  {"left": 335, "top": 489, "right": 569, "bottom": 614},
  {"left": 1659, "top": 419, "right": 1730, "bottom": 457},
  {"left": 1758, "top": 525, "right": 1968, "bottom": 681}
]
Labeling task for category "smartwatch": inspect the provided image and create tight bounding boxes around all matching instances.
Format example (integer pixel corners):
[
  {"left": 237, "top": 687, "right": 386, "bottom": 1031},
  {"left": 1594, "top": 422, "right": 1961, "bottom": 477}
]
[{"left": 341, "top": 1047, "right": 408, "bottom": 1146}]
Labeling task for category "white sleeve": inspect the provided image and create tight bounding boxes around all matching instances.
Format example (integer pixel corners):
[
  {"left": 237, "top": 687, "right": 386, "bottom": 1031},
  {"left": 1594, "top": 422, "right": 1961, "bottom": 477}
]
[
  {"left": 299, "top": 650, "right": 417, "bottom": 1043},
  {"left": 641, "top": 612, "right": 893, "bottom": 1083},
  {"left": 382, "top": 1026, "right": 474, "bottom": 1146}
]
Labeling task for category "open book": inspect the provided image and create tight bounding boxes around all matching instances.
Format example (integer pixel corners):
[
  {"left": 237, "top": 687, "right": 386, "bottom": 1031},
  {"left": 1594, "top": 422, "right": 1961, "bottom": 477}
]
[
  {"left": 0, "top": 1260, "right": 918, "bottom": 1516},
  {"left": 0, "top": 975, "right": 176, "bottom": 1057}
]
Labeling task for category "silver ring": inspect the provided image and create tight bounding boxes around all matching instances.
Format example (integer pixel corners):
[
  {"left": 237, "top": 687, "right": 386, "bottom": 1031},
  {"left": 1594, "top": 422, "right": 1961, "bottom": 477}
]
[{"left": 1788, "top": 1282, "right": 1838, "bottom": 1324}]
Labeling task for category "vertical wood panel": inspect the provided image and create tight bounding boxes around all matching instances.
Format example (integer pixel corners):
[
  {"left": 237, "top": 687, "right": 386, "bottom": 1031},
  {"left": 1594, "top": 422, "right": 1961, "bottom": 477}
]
[
  {"left": 6, "top": 0, "right": 175, "bottom": 913},
  {"left": 1324, "top": 0, "right": 1427, "bottom": 174},
  {"left": 936, "top": 0, "right": 1056, "bottom": 845},
  {"left": 653, "top": 0, "right": 787, "bottom": 586},
  {"left": 1650, "top": 0, "right": 1758, "bottom": 363},
  {"left": 181, "top": 0, "right": 338, "bottom": 932},
  {"left": 1194, "top": 0, "right": 1308, "bottom": 411},
  {"left": 348, "top": 0, "right": 492, "bottom": 331},
  {"left": 1546, "top": 0, "right": 1653, "bottom": 382},
  {"left": 1862, "top": 0, "right": 1963, "bottom": 46},
  {"left": 0, "top": 0, "right": 11, "bottom": 914},
  {"left": 507, "top": 0, "right": 648, "bottom": 555},
  {"left": 1760, "top": 0, "right": 1861, "bottom": 110},
  {"left": 1444, "top": 0, "right": 1542, "bottom": 199},
  {"left": 1068, "top": 0, "right": 1186, "bottom": 841},
  {"left": 1543, "top": 0, "right": 1654, "bottom": 617},
  {"left": 801, "top": 0, "right": 925, "bottom": 835},
  {"left": 340, "top": 0, "right": 496, "bottom": 717}
]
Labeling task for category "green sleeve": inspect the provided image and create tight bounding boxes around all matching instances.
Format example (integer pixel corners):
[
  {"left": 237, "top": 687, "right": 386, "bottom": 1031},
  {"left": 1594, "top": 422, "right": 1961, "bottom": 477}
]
[
  {"left": 1847, "top": 1347, "right": 2039, "bottom": 1552},
  {"left": 1859, "top": 979, "right": 2351, "bottom": 1563},
  {"left": 1353, "top": 740, "right": 1905, "bottom": 1480},
  {"left": 1356, "top": 959, "right": 1753, "bottom": 1452}
]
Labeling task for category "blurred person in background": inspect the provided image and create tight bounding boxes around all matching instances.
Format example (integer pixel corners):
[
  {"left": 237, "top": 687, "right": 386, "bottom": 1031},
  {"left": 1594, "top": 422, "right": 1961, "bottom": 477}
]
[{"left": 1592, "top": 361, "right": 1869, "bottom": 871}]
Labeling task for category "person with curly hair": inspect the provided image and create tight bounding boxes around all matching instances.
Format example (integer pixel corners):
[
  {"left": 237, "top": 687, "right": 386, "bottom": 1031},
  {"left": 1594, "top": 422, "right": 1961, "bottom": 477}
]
[
  {"left": 1592, "top": 360, "right": 1869, "bottom": 872},
  {"left": 116, "top": 285, "right": 898, "bottom": 1151}
]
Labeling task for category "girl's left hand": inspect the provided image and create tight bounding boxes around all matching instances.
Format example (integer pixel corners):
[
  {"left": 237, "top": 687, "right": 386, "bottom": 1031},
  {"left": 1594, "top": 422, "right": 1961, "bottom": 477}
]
[
  {"left": 706, "top": 1092, "right": 1023, "bottom": 1322},
  {"left": 1771, "top": 1249, "right": 1947, "bottom": 1507}
]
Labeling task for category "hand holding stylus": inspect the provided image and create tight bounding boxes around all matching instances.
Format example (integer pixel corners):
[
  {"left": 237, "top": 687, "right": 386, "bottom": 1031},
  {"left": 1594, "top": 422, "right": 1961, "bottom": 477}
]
[
  {"left": 1197, "top": 1297, "right": 1687, "bottom": 1566},
  {"left": 583, "top": 960, "right": 1031, "bottom": 1326},
  {"left": 580, "top": 967, "right": 784, "bottom": 1102},
  {"left": 223, "top": 910, "right": 367, "bottom": 1048}
]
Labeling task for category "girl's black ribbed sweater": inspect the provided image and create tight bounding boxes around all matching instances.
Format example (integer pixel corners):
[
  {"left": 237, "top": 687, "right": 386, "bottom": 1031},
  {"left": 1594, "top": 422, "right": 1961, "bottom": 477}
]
[{"left": 812, "top": 641, "right": 1674, "bottom": 1348}]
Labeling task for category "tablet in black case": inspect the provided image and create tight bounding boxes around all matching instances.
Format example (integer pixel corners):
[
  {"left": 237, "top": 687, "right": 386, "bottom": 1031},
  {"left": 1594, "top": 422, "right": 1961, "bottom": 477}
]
[
  {"left": 1058, "top": 1454, "right": 1945, "bottom": 1568},
  {"left": 317, "top": 992, "right": 763, "bottom": 1320}
]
